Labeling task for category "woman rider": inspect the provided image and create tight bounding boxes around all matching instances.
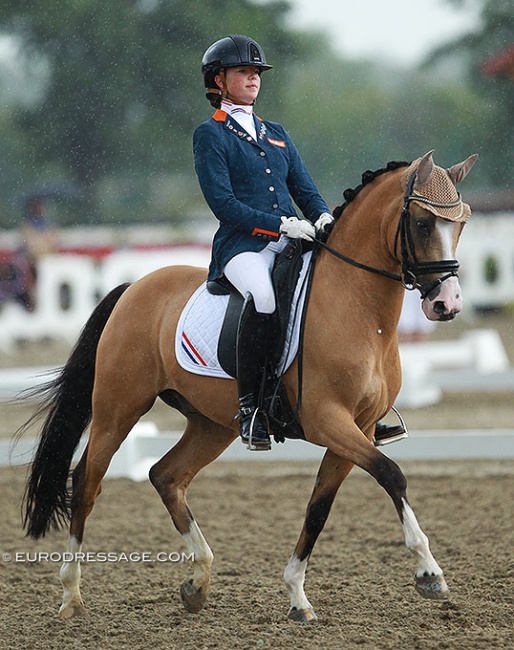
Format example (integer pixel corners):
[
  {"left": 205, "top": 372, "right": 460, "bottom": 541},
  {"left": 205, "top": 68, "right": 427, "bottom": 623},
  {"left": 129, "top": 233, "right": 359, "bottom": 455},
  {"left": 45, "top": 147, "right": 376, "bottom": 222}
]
[
  {"left": 193, "top": 34, "right": 333, "bottom": 451},
  {"left": 193, "top": 35, "right": 404, "bottom": 450}
]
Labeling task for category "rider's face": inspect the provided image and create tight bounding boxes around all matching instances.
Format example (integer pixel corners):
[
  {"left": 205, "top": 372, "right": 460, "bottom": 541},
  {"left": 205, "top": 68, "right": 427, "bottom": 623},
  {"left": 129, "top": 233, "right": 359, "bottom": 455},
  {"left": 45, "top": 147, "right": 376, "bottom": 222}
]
[{"left": 216, "top": 66, "right": 261, "bottom": 105}]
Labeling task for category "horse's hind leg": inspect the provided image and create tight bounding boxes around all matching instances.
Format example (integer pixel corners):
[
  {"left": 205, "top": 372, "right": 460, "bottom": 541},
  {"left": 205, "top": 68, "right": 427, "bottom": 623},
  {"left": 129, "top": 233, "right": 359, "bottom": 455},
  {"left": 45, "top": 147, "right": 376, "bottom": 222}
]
[
  {"left": 284, "top": 449, "right": 354, "bottom": 622},
  {"left": 149, "top": 413, "right": 237, "bottom": 614},
  {"left": 58, "top": 452, "right": 89, "bottom": 618},
  {"left": 59, "top": 399, "right": 153, "bottom": 618}
]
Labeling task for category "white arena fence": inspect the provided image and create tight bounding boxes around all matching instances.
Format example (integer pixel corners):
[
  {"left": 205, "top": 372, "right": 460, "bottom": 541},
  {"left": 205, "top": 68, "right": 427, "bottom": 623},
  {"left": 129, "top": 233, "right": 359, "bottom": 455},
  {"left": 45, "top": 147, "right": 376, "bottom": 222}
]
[
  {"left": 0, "top": 245, "right": 212, "bottom": 350},
  {"left": 456, "top": 213, "right": 514, "bottom": 309},
  {"left": 2, "top": 422, "right": 514, "bottom": 480}
]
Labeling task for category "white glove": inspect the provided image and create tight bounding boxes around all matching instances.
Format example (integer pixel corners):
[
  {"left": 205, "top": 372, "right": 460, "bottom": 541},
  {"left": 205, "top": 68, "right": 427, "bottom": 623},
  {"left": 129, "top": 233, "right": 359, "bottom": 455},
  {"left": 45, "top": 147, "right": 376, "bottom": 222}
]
[
  {"left": 280, "top": 216, "right": 316, "bottom": 241},
  {"left": 314, "top": 212, "right": 334, "bottom": 234}
]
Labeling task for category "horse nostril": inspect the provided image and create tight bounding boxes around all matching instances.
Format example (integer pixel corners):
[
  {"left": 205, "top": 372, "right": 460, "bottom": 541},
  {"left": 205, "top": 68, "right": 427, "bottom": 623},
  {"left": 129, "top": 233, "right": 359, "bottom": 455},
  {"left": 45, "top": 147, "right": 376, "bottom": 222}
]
[{"left": 433, "top": 301, "right": 446, "bottom": 314}]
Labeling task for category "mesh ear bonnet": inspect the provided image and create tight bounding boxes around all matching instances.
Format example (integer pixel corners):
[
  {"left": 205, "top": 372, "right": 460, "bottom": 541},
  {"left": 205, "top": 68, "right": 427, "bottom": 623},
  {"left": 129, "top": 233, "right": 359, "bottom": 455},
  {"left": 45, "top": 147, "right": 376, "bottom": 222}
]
[{"left": 401, "top": 159, "right": 471, "bottom": 222}]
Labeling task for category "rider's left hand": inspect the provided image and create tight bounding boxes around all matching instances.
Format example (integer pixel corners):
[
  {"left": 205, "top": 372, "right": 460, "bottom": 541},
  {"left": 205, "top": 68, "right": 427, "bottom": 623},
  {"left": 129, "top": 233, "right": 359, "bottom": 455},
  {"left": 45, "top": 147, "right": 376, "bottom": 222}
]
[
  {"left": 314, "top": 213, "right": 335, "bottom": 239},
  {"left": 314, "top": 212, "right": 334, "bottom": 233}
]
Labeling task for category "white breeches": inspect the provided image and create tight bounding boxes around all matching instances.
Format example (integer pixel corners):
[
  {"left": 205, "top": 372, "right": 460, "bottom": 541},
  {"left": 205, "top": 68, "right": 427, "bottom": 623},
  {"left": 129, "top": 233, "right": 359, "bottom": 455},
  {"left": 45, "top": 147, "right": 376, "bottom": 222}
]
[{"left": 223, "top": 236, "right": 289, "bottom": 314}]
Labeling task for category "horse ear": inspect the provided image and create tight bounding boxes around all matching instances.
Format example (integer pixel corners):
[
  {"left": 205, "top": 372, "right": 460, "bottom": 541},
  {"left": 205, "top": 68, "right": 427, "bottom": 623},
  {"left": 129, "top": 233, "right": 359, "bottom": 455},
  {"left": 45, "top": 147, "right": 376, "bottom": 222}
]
[
  {"left": 414, "top": 150, "right": 435, "bottom": 188},
  {"left": 447, "top": 154, "right": 479, "bottom": 185}
]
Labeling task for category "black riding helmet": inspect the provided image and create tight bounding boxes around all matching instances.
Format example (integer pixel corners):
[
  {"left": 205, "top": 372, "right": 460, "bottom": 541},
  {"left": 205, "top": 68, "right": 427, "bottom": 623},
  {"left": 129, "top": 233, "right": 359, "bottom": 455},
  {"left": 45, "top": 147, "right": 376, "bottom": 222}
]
[{"left": 202, "top": 35, "right": 272, "bottom": 106}]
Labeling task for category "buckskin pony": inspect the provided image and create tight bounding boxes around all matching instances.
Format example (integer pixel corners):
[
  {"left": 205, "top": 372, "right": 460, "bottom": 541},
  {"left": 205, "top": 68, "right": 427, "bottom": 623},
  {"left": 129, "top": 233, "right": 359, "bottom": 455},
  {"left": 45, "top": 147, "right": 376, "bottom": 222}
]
[{"left": 22, "top": 150, "right": 477, "bottom": 621}]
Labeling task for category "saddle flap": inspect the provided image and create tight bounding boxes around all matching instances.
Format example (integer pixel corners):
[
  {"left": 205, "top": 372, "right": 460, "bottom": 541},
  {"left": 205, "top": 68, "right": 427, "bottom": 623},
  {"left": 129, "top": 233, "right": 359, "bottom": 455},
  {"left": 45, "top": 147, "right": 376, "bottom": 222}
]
[
  {"left": 217, "top": 290, "right": 244, "bottom": 377},
  {"left": 269, "top": 239, "right": 305, "bottom": 365},
  {"left": 217, "top": 239, "right": 306, "bottom": 376}
]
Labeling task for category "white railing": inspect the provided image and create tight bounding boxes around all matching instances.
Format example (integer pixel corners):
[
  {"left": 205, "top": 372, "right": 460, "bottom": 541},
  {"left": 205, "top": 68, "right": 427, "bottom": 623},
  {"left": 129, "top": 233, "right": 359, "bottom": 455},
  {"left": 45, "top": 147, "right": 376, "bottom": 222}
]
[
  {"left": 396, "top": 328, "right": 512, "bottom": 408},
  {"left": 0, "top": 246, "right": 211, "bottom": 350},
  {"left": 2, "top": 421, "right": 514, "bottom": 481},
  {"left": 458, "top": 213, "right": 514, "bottom": 308}
]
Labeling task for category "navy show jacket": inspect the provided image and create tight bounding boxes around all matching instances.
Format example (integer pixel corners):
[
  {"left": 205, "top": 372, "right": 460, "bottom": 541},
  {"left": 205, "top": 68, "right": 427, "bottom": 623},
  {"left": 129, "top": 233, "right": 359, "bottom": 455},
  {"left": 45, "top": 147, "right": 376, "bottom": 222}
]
[{"left": 193, "top": 109, "right": 330, "bottom": 281}]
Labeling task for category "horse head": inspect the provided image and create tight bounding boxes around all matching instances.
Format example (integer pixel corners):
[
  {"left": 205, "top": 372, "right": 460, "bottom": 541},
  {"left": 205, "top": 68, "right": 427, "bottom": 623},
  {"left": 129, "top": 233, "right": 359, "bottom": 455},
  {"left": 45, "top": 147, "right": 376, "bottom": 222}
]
[{"left": 400, "top": 150, "right": 478, "bottom": 321}]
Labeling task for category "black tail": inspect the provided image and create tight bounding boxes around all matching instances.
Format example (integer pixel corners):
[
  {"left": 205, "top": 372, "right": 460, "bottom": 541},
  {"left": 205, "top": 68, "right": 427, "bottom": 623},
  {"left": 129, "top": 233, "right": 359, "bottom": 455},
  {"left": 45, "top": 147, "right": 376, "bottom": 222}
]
[{"left": 22, "top": 283, "right": 131, "bottom": 539}]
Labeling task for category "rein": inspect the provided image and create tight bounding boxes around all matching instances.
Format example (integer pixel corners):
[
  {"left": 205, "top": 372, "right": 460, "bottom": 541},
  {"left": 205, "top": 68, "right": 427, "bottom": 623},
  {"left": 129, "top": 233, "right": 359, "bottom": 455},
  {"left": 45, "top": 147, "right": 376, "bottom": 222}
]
[
  {"left": 313, "top": 240, "right": 402, "bottom": 283},
  {"left": 315, "top": 171, "right": 460, "bottom": 299}
]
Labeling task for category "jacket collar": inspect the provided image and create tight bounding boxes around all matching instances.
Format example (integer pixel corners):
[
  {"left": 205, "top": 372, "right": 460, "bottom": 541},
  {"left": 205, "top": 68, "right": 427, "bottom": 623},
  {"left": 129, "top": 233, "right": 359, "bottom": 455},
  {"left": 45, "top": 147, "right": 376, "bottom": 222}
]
[{"left": 212, "top": 109, "right": 267, "bottom": 143}]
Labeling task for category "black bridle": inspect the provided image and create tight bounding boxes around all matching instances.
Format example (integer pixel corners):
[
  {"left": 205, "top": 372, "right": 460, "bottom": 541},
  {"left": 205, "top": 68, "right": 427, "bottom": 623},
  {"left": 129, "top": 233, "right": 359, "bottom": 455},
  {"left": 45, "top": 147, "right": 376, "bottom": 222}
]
[{"left": 314, "top": 171, "right": 461, "bottom": 299}]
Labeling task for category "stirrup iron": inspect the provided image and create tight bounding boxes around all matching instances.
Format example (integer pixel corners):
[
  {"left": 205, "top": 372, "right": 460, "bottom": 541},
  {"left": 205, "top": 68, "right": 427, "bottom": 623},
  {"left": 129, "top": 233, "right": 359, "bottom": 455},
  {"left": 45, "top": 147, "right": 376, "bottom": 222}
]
[
  {"left": 373, "top": 406, "right": 409, "bottom": 447},
  {"left": 245, "top": 409, "right": 271, "bottom": 451}
]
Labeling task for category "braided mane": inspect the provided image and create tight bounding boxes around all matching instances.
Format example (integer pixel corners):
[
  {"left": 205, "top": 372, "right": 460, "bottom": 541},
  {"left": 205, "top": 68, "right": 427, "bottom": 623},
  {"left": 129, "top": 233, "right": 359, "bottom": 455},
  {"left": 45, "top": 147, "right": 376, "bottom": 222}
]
[{"left": 333, "top": 160, "right": 410, "bottom": 221}]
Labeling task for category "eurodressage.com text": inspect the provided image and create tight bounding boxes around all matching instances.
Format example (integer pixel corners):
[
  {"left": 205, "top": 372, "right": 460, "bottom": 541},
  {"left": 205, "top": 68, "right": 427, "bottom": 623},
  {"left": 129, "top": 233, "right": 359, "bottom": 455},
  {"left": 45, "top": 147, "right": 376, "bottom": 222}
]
[{"left": 2, "top": 551, "right": 194, "bottom": 564}]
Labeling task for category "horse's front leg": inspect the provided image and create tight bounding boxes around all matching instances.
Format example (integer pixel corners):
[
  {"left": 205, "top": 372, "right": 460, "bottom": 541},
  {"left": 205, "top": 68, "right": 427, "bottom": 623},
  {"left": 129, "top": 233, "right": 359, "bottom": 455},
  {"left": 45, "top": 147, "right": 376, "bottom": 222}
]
[
  {"left": 284, "top": 449, "right": 354, "bottom": 622},
  {"left": 367, "top": 451, "right": 448, "bottom": 599},
  {"left": 312, "top": 415, "right": 449, "bottom": 602},
  {"left": 400, "top": 496, "right": 448, "bottom": 598}
]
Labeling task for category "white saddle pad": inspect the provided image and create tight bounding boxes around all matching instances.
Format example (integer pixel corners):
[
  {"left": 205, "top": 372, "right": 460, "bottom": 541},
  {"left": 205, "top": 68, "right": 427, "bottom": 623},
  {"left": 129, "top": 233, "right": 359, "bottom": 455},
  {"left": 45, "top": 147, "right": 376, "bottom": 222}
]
[{"left": 175, "top": 252, "right": 312, "bottom": 379}]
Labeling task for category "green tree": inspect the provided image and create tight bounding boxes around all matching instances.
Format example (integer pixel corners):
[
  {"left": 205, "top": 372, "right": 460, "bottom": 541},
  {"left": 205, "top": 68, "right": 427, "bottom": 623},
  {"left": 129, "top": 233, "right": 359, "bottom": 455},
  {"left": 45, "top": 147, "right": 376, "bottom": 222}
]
[
  {"left": 428, "top": 0, "right": 514, "bottom": 189},
  {"left": 281, "top": 48, "right": 488, "bottom": 209},
  {"left": 0, "top": 0, "right": 509, "bottom": 226}
]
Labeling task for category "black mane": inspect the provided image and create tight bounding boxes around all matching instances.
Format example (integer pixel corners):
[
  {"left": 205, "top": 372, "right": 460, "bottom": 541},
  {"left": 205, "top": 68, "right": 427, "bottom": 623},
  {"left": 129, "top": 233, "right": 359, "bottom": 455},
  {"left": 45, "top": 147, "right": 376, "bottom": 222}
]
[{"left": 333, "top": 160, "right": 410, "bottom": 221}]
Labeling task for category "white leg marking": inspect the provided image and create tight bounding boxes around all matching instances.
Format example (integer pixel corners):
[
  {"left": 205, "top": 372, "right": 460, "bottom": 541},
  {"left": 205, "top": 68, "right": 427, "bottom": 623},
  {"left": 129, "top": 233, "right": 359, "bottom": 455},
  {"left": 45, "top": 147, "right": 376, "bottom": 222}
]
[
  {"left": 59, "top": 535, "right": 85, "bottom": 617},
  {"left": 182, "top": 520, "right": 214, "bottom": 588},
  {"left": 401, "top": 498, "right": 442, "bottom": 576},
  {"left": 283, "top": 554, "right": 313, "bottom": 611}
]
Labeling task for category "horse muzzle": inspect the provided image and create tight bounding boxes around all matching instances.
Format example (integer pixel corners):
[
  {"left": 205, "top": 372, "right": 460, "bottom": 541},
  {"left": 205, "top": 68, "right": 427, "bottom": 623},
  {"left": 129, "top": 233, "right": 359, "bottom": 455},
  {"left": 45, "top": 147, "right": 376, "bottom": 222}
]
[{"left": 421, "top": 276, "right": 462, "bottom": 321}]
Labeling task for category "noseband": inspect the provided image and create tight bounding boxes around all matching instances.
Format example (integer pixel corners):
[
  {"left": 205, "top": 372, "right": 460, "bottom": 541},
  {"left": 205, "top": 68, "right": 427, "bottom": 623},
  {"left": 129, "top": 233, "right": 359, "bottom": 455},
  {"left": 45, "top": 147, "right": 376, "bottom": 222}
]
[{"left": 315, "top": 170, "right": 460, "bottom": 299}]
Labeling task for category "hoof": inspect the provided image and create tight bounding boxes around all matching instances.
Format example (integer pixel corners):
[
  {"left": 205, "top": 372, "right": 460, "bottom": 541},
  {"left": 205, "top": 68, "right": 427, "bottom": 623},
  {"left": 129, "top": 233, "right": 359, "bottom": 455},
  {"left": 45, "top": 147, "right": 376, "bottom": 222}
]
[
  {"left": 415, "top": 573, "right": 449, "bottom": 600},
  {"left": 287, "top": 606, "right": 318, "bottom": 622},
  {"left": 180, "top": 579, "right": 208, "bottom": 613},
  {"left": 59, "top": 601, "right": 87, "bottom": 619}
]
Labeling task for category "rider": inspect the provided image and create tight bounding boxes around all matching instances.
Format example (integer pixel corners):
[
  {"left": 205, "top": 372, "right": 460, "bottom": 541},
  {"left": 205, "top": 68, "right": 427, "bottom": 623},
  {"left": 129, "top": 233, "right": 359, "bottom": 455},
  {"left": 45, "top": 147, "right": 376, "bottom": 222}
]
[
  {"left": 193, "top": 34, "right": 334, "bottom": 450},
  {"left": 193, "top": 34, "right": 405, "bottom": 450}
]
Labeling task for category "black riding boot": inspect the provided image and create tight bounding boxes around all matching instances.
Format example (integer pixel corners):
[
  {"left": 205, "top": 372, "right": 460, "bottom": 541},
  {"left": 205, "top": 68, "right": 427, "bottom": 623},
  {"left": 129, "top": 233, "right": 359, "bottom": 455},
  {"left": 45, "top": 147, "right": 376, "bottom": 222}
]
[{"left": 237, "top": 294, "right": 271, "bottom": 451}]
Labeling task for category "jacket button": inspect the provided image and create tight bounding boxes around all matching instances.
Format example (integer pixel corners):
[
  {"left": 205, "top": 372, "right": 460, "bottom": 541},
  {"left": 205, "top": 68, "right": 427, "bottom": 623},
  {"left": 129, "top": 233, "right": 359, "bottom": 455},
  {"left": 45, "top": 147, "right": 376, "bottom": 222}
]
[
  {"left": 260, "top": 151, "right": 266, "bottom": 157},
  {"left": 268, "top": 186, "right": 275, "bottom": 192},
  {"left": 265, "top": 168, "right": 271, "bottom": 174},
  {"left": 272, "top": 204, "right": 278, "bottom": 209}
]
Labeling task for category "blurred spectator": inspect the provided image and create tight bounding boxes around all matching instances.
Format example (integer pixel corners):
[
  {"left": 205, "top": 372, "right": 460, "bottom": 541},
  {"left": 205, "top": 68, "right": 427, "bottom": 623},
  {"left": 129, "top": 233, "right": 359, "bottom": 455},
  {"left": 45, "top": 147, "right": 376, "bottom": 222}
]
[
  {"left": 398, "top": 290, "right": 436, "bottom": 343},
  {"left": 21, "top": 197, "right": 59, "bottom": 266},
  {"left": 17, "top": 197, "right": 59, "bottom": 311}
]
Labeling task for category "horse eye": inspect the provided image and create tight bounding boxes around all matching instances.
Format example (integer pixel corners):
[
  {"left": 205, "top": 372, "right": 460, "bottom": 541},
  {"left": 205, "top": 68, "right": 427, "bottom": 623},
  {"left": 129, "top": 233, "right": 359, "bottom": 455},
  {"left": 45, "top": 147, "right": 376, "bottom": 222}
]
[{"left": 416, "top": 220, "right": 430, "bottom": 235}]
